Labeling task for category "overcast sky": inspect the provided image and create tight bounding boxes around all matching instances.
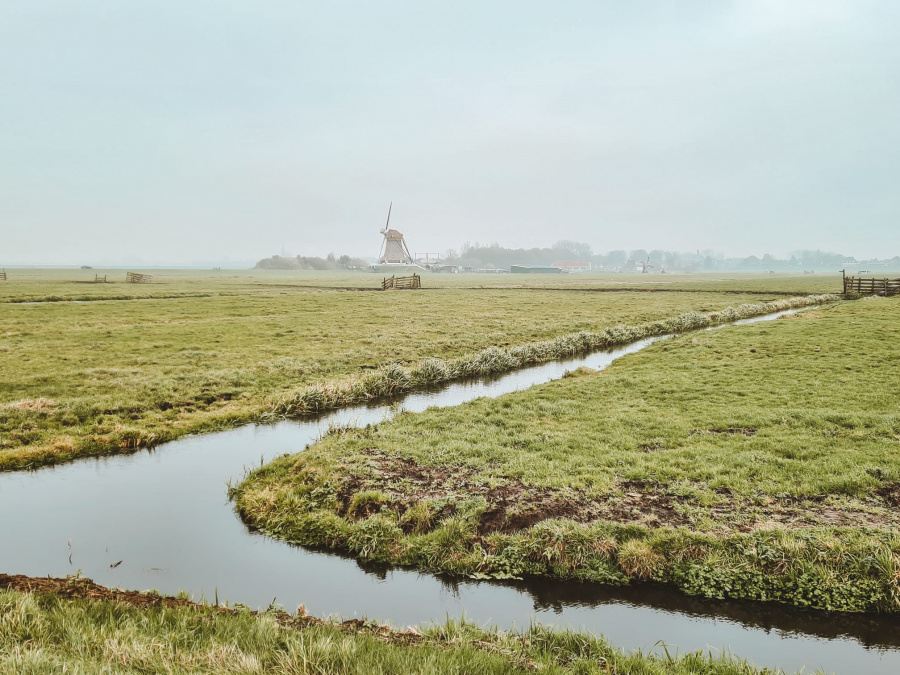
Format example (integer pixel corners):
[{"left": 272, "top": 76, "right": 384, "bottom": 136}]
[{"left": 1, "top": 1, "right": 897, "bottom": 265}]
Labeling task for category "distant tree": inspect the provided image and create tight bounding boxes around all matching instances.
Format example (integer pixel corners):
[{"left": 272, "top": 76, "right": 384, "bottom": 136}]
[
  {"left": 421, "top": 242, "right": 882, "bottom": 275},
  {"left": 255, "top": 252, "right": 363, "bottom": 270},
  {"left": 552, "top": 240, "right": 592, "bottom": 260},
  {"left": 741, "top": 255, "right": 761, "bottom": 269},
  {"left": 792, "top": 250, "right": 849, "bottom": 269}
]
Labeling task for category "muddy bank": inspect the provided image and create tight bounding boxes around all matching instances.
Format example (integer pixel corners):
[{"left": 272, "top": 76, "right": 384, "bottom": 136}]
[
  {"left": 338, "top": 450, "right": 900, "bottom": 535},
  {"left": 0, "top": 573, "right": 432, "bottom": 642},
  {"left": 1, "top": 573, "right": 200, "bottom": 611}
]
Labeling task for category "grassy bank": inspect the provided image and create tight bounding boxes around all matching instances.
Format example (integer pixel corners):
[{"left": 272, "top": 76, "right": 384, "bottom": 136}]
[
  {"left": 0, "top": 574, "right": 793, "bottom": 674},
  {"left": 233, "top": 297, "right": 900, "bottom": 613},
  {"left": 268, "top": 294, "right": 834, "bottom": 417},
  {"left": 0, "top": 270, "right": 831, "bottom": 471}
]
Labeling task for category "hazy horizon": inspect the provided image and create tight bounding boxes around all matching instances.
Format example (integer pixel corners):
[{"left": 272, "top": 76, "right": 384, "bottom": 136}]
[
  {"left": 2, "top": 1, "right": 898, "bottom": 265},
  {"left": 4, "top": 241, "right": 897, "bottom": 271}
]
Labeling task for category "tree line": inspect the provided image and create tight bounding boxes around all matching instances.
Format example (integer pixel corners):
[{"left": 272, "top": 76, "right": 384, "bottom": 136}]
[
  {"left": 444, "top": 242, "right": 897, "bottom": 272},
  {"left": 255, "top": 243, "right": 899, "bottom": 273},
  {"left": 255, "top": 253, "right": 368, "bottom": 270}
]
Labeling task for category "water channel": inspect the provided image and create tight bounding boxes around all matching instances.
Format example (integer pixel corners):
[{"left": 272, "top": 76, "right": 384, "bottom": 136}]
[{"left": 2, "top": 307, "right": 898, "bottom": 674}]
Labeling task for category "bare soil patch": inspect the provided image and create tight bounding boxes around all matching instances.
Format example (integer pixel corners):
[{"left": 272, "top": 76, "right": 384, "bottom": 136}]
[
  {"left": 780, "top": 311, "right": 824, "bottom": 319},
  {"left": 0, "top": 573, "right": 426, "bottom": 642},
  {"left": 340, "top": 451, "right": 900, "bottom": 534},
  {"left": 0, "top": 573, "right": 198, "bottom": 610},
  {"left": 690, "top": 427, "right": 757, "bottom": 437},
  {"left": 874, "top": 482, "right": 900, "bottom": 507}
]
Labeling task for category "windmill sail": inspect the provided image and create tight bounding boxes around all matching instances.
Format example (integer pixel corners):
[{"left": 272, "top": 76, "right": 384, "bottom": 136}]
[{"left": 382, "top": 202, "right": 392, "bottom": 233}]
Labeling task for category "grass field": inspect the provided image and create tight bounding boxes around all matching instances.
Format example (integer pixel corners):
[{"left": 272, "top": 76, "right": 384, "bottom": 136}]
[
  {"left": 233, "top": 297, "right": 900, "bottom": 613},
  {"left": 0, "top": 269, "right": 836, "bottom": 470},
  {"left": 0, "top": 575, "right": 794, "bottom": 674},
  {"left": 0, "top": 267, "right": 838, "bottom": 299},
  {"left": 0, "top": 269, "right": 882, "bottom": 672}
]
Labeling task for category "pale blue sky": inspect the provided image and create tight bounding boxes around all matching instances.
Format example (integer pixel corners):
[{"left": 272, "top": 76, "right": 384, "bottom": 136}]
[{"left": 1, "top": 1, "right": 897, "bottom": 265}]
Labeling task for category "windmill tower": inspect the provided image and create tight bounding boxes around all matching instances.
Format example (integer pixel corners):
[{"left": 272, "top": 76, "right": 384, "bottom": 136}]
[{"left": 378, "top": 202, "right": 414, "bottom": 265}]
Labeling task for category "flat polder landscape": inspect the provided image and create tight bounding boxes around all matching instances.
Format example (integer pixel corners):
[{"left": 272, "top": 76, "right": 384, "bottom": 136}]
[{"left": 2, "top": 268, "right": 899, "bottom": 674}]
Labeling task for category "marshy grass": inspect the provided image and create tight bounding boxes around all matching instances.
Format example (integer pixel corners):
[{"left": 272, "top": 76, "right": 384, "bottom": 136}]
[
  {"left": 234, "top": 298, "right": 900, "bottom": 613},
  {"left": 0, "top": 582, "right": 798, "bottom": 674}
]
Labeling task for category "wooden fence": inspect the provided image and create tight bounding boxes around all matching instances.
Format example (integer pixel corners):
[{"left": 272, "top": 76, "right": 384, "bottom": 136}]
[
  {"left": 0, "top": 270, "right": 6, "bottom": 281},
  {"left": 94, "top": 274, "right": 108, "bottom": 283},
  {"left": 126, "top": 272, "right": 153, "bottom": 284},
  {"left": 382, "top": 274, "right": 421, "bottom": 290},
  {"left": 843, "top": 274, "right": 900, "bottom": 296}
]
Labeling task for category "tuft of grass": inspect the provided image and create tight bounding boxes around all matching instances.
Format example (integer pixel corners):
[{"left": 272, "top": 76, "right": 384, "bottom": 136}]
[
  {"left": 346, "top": 490, "right": 394, "bottom": 519},
  {"left": 618, "top": 539, "right": 664, "bottom": 579}
]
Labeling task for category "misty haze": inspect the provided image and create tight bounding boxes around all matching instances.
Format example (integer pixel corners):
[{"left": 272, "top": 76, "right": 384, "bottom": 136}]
[{"left": 1, "top": 3, "right": 899, "bottom": 675}]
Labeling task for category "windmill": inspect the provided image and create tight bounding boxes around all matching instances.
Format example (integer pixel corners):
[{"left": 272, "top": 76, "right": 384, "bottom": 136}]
[
  {"left": 640, "top": 256, "right": 655, "bottom": 273},
  {"left": 378, "top": 202, "right": 414, "bottom": 265}
]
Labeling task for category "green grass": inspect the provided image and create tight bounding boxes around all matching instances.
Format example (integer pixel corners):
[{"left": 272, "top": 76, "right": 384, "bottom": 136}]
[
  {"left": 0, "top": 267, "right": 840, "bottom": 299},
  {"left": 268, "top": 294, "right": 833, "bottom": 418},
  {"left": 233, "top": 297, "right": 900, "bottom": 613},
  {"left": 0, "top": 583, "right": 796, "bottom": 674},
  {"left": 0, "top": 269, "right": 834, "bottom": 470}
]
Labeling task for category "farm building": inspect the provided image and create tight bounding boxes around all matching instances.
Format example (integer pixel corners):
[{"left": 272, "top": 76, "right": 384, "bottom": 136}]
[{"left": 552, "top": 260, "right": 591, "bottom": 272}]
